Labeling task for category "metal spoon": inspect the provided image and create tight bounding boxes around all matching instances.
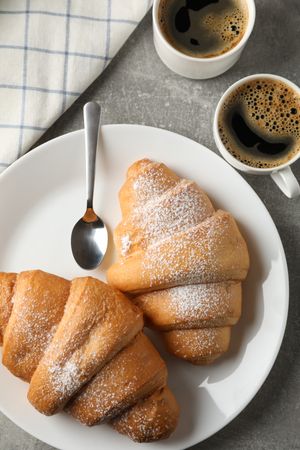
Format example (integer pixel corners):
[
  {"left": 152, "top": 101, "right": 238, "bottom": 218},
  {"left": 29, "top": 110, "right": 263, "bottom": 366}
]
[{"left": 71, "top": 102, "right": 108, "bottom": 270}]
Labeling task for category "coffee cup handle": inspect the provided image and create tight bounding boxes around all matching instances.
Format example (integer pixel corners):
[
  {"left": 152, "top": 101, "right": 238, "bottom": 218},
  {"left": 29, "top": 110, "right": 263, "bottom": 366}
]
[{"left": 270, "top": 166, "right": 300, "bottom": 198}]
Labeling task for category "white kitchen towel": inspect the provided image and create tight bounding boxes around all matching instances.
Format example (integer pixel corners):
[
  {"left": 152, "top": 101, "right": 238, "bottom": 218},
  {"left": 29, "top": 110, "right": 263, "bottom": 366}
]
[{"left": 0, "top": 0, "right": 152, "bottom": 173}]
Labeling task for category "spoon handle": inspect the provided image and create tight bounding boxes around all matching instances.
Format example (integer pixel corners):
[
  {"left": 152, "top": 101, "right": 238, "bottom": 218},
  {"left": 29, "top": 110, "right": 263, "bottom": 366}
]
[{"left": 83, "top": 102, "right": 101, "bottom": 209}]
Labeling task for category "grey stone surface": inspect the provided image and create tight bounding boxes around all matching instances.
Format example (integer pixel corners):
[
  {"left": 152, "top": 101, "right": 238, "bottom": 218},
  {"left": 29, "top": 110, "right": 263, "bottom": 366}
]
[{"left": 1, "top": 1, "right": 300, "bottom": 449}]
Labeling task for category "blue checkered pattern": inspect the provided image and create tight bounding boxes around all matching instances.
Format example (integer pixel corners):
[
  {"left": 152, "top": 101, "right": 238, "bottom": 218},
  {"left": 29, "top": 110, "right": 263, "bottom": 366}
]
[{"left": 0, "top": 0, "right": 152, "bottom": 172}]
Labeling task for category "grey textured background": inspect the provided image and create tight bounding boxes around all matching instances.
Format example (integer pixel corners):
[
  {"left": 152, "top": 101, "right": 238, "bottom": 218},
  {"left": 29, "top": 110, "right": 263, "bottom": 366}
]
[{"left": 1, "top": 1, "right": 300, "bottom": 449}]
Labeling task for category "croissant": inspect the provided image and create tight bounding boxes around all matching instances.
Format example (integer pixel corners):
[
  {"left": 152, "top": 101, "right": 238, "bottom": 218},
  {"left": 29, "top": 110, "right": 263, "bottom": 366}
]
[
  {"left": 107, "top": 159, "right": 250, "bottom": 364},
  {"left": 0, "top": 270, "right": 179, "bottom": 442}
]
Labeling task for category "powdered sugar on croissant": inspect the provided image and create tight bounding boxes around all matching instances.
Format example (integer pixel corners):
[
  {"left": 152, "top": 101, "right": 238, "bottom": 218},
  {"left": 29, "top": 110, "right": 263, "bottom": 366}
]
[
  {"left": 107, "top": 159, "right": 250, "bottom": 364},
  {"left": 0, "top": 270, "right": 179, "bottom": 442}
]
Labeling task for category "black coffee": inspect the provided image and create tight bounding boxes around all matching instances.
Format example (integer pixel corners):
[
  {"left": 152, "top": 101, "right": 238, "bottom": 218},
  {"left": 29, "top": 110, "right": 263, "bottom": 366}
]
[
  {"left": 158, "top": 0, "right": 248, "bottom": 58},
  {"left": 218, "top": 78, "right": 300, "bottom": 168}
]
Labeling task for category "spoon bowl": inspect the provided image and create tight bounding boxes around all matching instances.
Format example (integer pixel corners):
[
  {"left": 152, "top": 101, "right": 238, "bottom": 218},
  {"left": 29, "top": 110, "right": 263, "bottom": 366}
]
[
  {"left": 71, "top": 209, "right": 108, "bottom": 270},
  {"left": 71, "top": 102, "right": 108, "bottom": 270}
]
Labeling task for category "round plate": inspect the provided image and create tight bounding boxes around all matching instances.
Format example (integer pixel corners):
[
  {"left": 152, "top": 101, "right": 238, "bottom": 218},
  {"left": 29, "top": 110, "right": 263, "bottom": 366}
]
[{"left": 0, "top": 125, "right": 288, "bottom": 450}]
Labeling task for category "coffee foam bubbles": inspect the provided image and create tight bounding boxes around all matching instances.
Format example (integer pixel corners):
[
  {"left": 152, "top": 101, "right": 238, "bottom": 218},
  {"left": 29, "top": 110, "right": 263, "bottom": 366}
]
[
  {"left": 204, "top": 6, "right": 247, "bottom": 53},
  {"left": 158, "top": 0, "right": 249, "bottom": 58},
  {"left": 218, "top": 79, "right": 300, "bottom": 168}
]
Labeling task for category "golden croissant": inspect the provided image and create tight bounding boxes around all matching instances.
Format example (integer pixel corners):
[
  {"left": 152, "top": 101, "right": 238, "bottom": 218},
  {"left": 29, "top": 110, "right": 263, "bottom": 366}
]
[
  {"left": 107, "top": 159, "right": 250, "bottom": 364},
  {"left": 0, "top": 270, "right": 179, "bottom": 442}
]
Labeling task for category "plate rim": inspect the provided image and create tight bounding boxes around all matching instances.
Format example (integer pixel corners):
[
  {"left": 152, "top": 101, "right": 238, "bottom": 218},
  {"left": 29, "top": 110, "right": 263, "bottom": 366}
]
[{"left": 0, "top": 124, "right": 289, "bottom": 449}]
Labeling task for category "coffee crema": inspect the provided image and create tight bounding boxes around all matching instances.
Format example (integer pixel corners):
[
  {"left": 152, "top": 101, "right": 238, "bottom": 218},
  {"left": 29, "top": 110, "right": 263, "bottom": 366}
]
[
  {"left": 158, "top": 0, "right": 248, "bottom": 58},
  {"left": 218, "top": 78, "right": 300, "bottom": 168}
]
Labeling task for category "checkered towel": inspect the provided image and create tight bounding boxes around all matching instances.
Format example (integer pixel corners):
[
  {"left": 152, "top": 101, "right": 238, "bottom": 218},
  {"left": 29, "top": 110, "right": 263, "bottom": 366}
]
[{"left": 0, "top": 0, "right": 152, "bottom": 173}]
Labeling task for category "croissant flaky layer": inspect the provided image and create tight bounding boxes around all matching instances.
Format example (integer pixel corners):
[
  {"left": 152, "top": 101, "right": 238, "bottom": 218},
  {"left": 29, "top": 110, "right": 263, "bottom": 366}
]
[
  {"left": 107, "top": 159, "right": 250, "bottom": 364},
  {"left": 0, "top": 270, "right": 179, "bottom": 442},
  {"left": 108, "top": 210, "right": 249, "bottom": 293}
]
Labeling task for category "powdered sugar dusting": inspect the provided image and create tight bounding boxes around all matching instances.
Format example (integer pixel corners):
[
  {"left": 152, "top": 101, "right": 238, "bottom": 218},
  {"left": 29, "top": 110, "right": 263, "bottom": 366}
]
[
  {"left": 167, "top": 283, "right": 231, "bottom": 320},
  {"left": 6, "top": 274, "right": 69, "bottom": 378},
  {"left": 112, "top": 387, "right": 177, "bottom": 442},
  {"left": 72, "top": 356, "right": 143, "bottom": 421},
  {"left": 132, "top": 163, "right": 177, "bottom": 204},
  {"left": 111, "top": 160, "right": 248, "bottom": 365},
  {"left": 121, "top": 234, "right": 131, "bottom": 256},
  {"left": 119, "top": 179, "right": 214, "bottom": 257},
  {"left": 69, "top": 333, "right": 166, "bottom": 424},
  {"left": 184, "top": 328, "right": 223, "bottom": 355},
  {"left": 48, "top": 360, "right": 81, "bottom": 398},
  {"left": 141, "top": 212, "right": 231, "bottom": 287},
  {"left": 14, "top": 301, "right": 55, "bottom": 348},
  {"left": 165, "top": 327, "right": 229, "bottom": 359}
]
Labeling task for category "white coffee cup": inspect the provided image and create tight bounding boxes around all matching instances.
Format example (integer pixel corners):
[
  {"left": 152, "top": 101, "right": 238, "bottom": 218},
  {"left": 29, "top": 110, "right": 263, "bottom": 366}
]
[
  {"left": 213, "top": 73, "right": 300, "bottom": 198},
  {"left": 152, "top": 0, "right": 256, "bottom": 80}
]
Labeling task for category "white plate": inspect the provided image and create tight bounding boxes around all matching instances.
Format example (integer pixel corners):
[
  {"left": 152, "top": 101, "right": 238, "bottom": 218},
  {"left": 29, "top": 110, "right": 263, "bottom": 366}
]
[{"left": 0, "top": 125, "right": 288, "bottom": 450}]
